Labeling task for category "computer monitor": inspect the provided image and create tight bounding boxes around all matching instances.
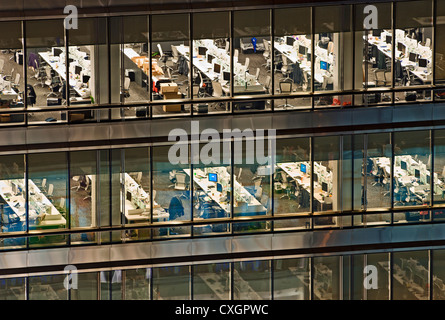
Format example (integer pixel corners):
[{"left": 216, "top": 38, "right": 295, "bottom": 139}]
[
  {"left": 126, "top": 191, "right": 132, "bottom": 201},
  {"left": 419, "top": 58, "right": 428, "bottom": 68},
  {"left": 397, "top": 42, "right": 406, "bottom": 53},
  {"left": 74, "top": 65, "right": 82, "bottom": 75},
  {"left": 401, "top": 160, "right": 407, "bottom": 171},
  {"left": 216, "top": 183, "right": 222, "bottom": 193},
  {"left": 307, "top": 53, "right": 311, "bottom": 62},
  {"left": 223, "top": 71, "right": 230, "bottom": 82},
  {"left": 314, "top": 173, "right": 318, "bottom": 183},
  {"left": 386, "top": 35, "right": 392, "bottom": 44},
  {"left": 300, "top": 163, "right": 307, "bottom": 174},
  {"left": 208, "top": 173, "right": 218, "bottom": 182},
  {"left": 213, "top": 63, "right": 221, "bottom": 74},
  {"left": 198, "top": 46, "right": 207, "bottom": 56},
  {"left": 207, "top": 54, "right": 214, "bottom": 64},
  {"left": 427, "top": 175, "right": 431, "bottom": 184},
  {"left": 12, "top": 182, "right": 18, "bottom": 195},
  {"left": 286, "top": 36, "right": 295, "bottom": 46},
  {"left": 82, "top": 75, "right": 90, "bottom": 84},
  {"left": 372, "top": 29, "right": 380, "bottom": 37},
  {"left": 415, "top": 169, "right": 420, "bottom": 179},
  {"left": 53, "top": 48, "right": 62, "bottom": 57},
  {"left": 320, "top": 61, "right": 328, "bottom": 71},
  {"left": 409, "top": 52, "right": 418, "bottom": 63},
  {"left": 299, "top": 45, "right": 306, "bottom": 55},
  {"left": 322, "top": 182, "right": 328, "bottom": 192}
]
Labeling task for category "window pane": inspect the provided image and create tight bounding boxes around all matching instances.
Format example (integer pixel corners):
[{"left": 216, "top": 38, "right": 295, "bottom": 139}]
[
  {"left": 434, "top": 129, "right": 445, "bottom": 207},
  {"left": 393, "top": 131, "right": 431, "bottom": 215},
  {"left": 152, "top": 14, "right": 190, "bottom": 116},
  {"left": 352, "top": 253, "right": 389, "bottom": 300},
  {"left": 274, "top": 7, "right": 312, "bottom": 103},
  {"left": 233, "top": 10, "right": 271, "bottom": 112},
  {"left": 72, "top": 272, "right": 98, "bottom": 300},
  {"left": 26, "top": 20, "right": 66, "bottom": 124},
  {"left": 29, "top": 274, "right": 67, "bottom": 300},
  {"left": 234, "top": 260, "right": 271, "bottom": 300},
  {"left": 28, "top": 152, "right": 68, "bottom": 247},
  {"left": 193, "top": 263, "right": 230, "bottom": 300},
  {"left": 125, "top": 268, "right": 150, "bottom": 300},
  {"left": 153, "top": 265, "right": 190, "bottom": 300},
  {"left": 0, "top": 277, "right": 25, "bottom": 300},
  {"left": 436, "top": 1, "right": 445, "bottom": 84},
  {"left": 273, "top": 258, "right": 310, "bottom": 300},
  {"left": 313, "top": 256, "right": 340, "bottom": 300},
  {"left": 433, "top": 249, "right": 445, "bottom": 300},
  {"left": 393, "top": 250, "right": 429, "bottom": 300}
]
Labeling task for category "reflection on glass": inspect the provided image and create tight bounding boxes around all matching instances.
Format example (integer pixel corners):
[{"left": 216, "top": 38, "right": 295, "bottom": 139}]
[
  {"left": 125, "top": 268, "right": 150, "bottom": 300},
  {"left": 0, "top": 277, "right": 25, "bottom": 300},
  {"left": 71, "top": 272, "right": 98, "bottom": 300},
  {"left": 193, "top": 263, "right": 230, "bottom": 300},
  {"left": 393, "top": 250, "right": 429, "bottom": 300},
  {"left": 274, "top": 258, "right": 310, "bottom": 300},
  {"left": 234, "top": 260, "right": 270, "bottom": 300},
  {"left": 29, "top": 274, "right": 67, "bottom": 300},
  {"left": 313, "top": 256, "right": 340, "bottom": 300},
  {"left": 153, "top": 266, "right": 190, "bottom": 300}
]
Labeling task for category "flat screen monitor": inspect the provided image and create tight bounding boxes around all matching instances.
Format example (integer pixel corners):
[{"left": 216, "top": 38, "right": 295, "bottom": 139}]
[
  {"left": 300, "top": 163, "right": 307, "bottom": 174},
  {"left": 286, "top": 36, "right": 295, "bottom": 46},
  {"left": 322, "top": 182, "right": 328, "bottom": 192},
  {"left": 208, "top": 173, "right": 218, "bottom": 182},
  {"left": 397, "top": 42, "right": 406, "bottom": 53},
  {"left": 386, "top": 35, "right": 392, "bottom": 44},
  {"left": 427, "top": 175, "right": 431, "bottom": 184},
  {"left": 298, "top": 45, "right": 306, "bottom": 55},
  {"left": 419, "top": 58, "right": 428, "bottom": 68},
  {"left": 74, "top": 65, "right": 82, "bottom": 75},
  {"left": 314, "top": 173, "right": 318, "bottom": 183},
  {"left": 82, "top": 75, "right": 90, "bottom": 84},
  {"left": 409, "top": 52, "right": 418, "bottom": 63},
  {"left": 223, "top": 71, "right": 230, "bottom": 82},
  {"left": 198, "top": 46, "right": 207, "bottom": 56},
  {"left": 401, "top": 160, "right": 407, "bottom": 171},
  {"left": 415, "top": 169, "right": 421, "bottom": 179},
  {"left": 320, "top": 61, "right": 328, "bottom": 71},
  {"left": 207, "top": 54, "right": 214, "bottom": 64},
  {"left": 216, "top": 183, "right": 222, "bottom": 193},
  {"left": 213, "top": 63, "right": 221, "bottom": 74},
  {"left": 126, "top": 191, "right": 132, "bottom": 201},
  {"left": 307, "top": 53, "right": 311, "bottom": 62},
  {"left": 53, "top": 48, "right": 62, "bottom": 57},
  {"left": 372, "top": 29, "right": 380, "bottom": 37}
]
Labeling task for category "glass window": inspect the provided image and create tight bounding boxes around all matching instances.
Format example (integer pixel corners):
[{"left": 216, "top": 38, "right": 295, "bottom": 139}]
[
  {"left": 434, "top": 130, "right": 445, "bottom": 210},
  {"left": 99, "top": 270, "right": 122, "bottom": 300},
  {"left": 152, "top": 145, "right": 191, "bottom": 238},
  {"left": 71, "top": 272, "right": 98, "bottom": 300},
  {"left": 28, "top": 152, "right": 68, "bottom": 247},
  {"left": 25, "top": 19, "right": 66, "bottom": 124},
  {"left": 273, "top": 258, "right": 310, "bottom": 300},
  {"left": 69, "top": 150, "right": 97, "bottom": 245},
  {"left": 393, "top": 131, "right": 431, "bottom": 216},
  {"left": 355, "top": 3, "right": 393, "bottom": 105},
  {"left": 352, "top": 253, "right": 389, "bottom": 300},
  {"left": 313, "top": 256, "right": 340, "bottom": 300},
  {"left": 234, "top": 260, "right": 271, "bottom": 300},
  {"left": 192, "top": 142, "right": 231, "bottom": 236},
  {"left": 432, "top": 249, "right": 445, "bottom": 300},
  {"left": 233, "top": 10, "right": 271, "bottom": 112},
  {"left": 153, "top": 265, "right": 190, "bottom": 300},
  {"left": 393, "top": 250, "right": 429, "bottom": 300},
  {"left": 193, "top": 263, "right": 230, "bottom": 300},
  {"left": 122, "top": 147, "right": 153, "bottom": 241},
  {"left": 152, "top": 14, "right": 190, "bottom": 117},
  {"left": 314, "top": 5, "right": 353, "bottom": 105},
  {"left": 361, "top": 133, "right": 392, "bottom": 225},
  {"left": 0, "top": 277, "right": 25, "bottom": 300},
  {"left": 394, "top": 0, "right": 433, "bottom": 102},
  {"left": 192, "top": 12, "right": 230, "bottom": 113},
  {"left": 274, "top": 7, "right": 312, "bottom": 110},
  {"left": 436, "top": 1, "right": 445, "bottom": 85},
  {"left": 125, "top": 268, "right": 150, "bottom": 300},
  {"left": 273, "top": 137, "right": 311, "bottom": 229},
  {"left": 29, "top": 274, "right": 67, "bottom": 300},
  {"left": 67, "top": 18, "right": 107, "bottom": 121},
  {"left": 0, "top": 21, "right": 25, "bottom": 125}
]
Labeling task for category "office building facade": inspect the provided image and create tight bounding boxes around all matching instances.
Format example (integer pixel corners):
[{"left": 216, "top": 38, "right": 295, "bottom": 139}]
[{"left": 0, "top": 0, "right": 444, "bottom": 300}]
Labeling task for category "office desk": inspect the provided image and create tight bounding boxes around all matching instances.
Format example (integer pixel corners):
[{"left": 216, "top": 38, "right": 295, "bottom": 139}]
[
  {"left": 183, "top": 168, "right": 266, "bottom": 217},
  {"left": 39, "top": 50, "right": 91, "bottom": 98},
  {"left": 123, "top": 47, "right": 165, "bottom": 87},
  {"left": 123, "top": 173, "right": 168, "bottom": 223}
]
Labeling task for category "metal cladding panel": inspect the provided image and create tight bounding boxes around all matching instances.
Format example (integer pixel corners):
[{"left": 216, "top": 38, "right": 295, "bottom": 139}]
[
  {"left": 150, "top": 118, "right": 192, "bottom": 139},
  {"left": 312, "top": 108, "right": 353, "bottom": 129},
  {"left": 191, "top": 237, "right": 232, "bottom": 256},
  {"left": 393, "top": 103, "right": 433, "bottom": 124},
  {"left": 310, "top": 228, "right": 352, "bottom": 249},
  {"left": 231, "top": 114, "right": 273, "bottom": 131},
  {"left": 151, "top": 238, "right": 192, "bottom": 259},
  {"left": 272, "top": 111, "right": 313, "bottom": 131},
  {"left": 110, "top": 242, "right": 151, "bottom": 261},
  {"left": 110, "top": 121, "right": 151, "bottom": 141},
  {"left": 0, "top": 127, "right": 26, "bottom": 146},
  {"left": 68, "top": 123, "right": 110, "bottom": 143},
  {"left": 27, "top": 247, "right": 69, "bottom": 268},
  {"left": 390, "top": 223, "right": 435, "bottom": 244},
  {"left": 350, "top": 226, "right": 392, "bottom": 247},
  {"left": 352, "top": 106, "right": 394, "bottom": 127},
  {"left": 68, "top": 246, "right": 111, "bottom": 265},
  {"left": 26, "top": 126, "right": 69, "bottom": 146},
  {"left": 231, "top": 234, "right": 272, "bottom": 253},
  {"left": 271, "top": 232, "right": 312, "bottom": 251},
  {"left": 0, "top": 251, "right": 27, "bottom": 270}
]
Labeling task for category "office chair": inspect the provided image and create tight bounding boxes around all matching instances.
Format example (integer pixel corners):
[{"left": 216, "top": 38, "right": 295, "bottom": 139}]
[
  {"left": 59, "top": 197, "right": 65, "bottom": 210},
  {"left": 170, "top": 45, "right": 180, "bottom": 75},
  {"left": 47, "top": 183, "right": 54, "bottom": 199},
  {"left": 280, "top": 55, "right": 291, "bottom": 80},
  {"left": 122, "top": 76, "right": 131, "bottom": 98},
  {"left": 327, "top": 41, "right": 334, "bottom": 54},
  {"left": 264, "top": 75, "right": 272, "bottom": 94},
  {"left": 157, "top": 43, "right": 172, "bottom": 73},
  {"left": 373, "top": 69, "right": 387, "bottom": 87},
  {"left": 237, "top": 168, "right": 243, "bottom": 182},
  {"left": 11, "top": 73, "right": 20, "bottom": 92},
  {"left": 262, "top": 39, "right": 271, "bottom": 69},
  {"left": 211, "top": 81, "right": 225, "bottom": 110},
  {"left": 254, "top": 67, "right": 260, "bottom": 82},
  {"left": 71, "top": 175, "right": 81, "bottom": 191},
  {"left": 47, "top": 75, "right": 62, "bottom": 98},
  {"left": 244, "top": 57, "right": 250, "bottom": 71},
  {"left": 174, "top": 172, "right": 187, "bottom": 191},
  {"left": 0, "top": 59, "right": 4, "bottom": 74},
  {"left": 277, "top": 80, "right": 293, "bottom": 109},
  {"left": 234, "top": 49, "right": 239, "bottom": 62},
  {"left": 225, "top": 41, "right": 230, "bottom": 53}
]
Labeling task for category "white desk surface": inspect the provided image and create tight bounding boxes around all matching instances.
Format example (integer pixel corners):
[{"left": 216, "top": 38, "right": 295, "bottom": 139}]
[{"left": 183, "top": 168, "right": 265, "bottom": 215}]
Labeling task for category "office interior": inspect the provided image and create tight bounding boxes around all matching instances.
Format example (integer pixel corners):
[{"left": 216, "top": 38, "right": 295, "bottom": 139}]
[
  {"left": 1, "top": 128, "right": 445, "bottom": 249},
  {"left": 2, "top": 248, "right": 445, "bottom": 300}
]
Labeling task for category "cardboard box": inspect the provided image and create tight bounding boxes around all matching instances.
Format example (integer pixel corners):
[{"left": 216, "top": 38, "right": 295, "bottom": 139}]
[
  {"left": 160, "top": 83, "right": 178, "bottom": 94},
  {"left": 163, "top": 92, "right": 182, "bottom": 112}
]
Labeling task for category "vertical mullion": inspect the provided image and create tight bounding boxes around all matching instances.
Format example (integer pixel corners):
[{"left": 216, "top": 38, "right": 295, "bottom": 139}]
[
  {"left": 391, "top": 2, "right": 396, "bottom": 103},
  {"left": 149, "top": 15, "right": 153, "bottom": 119},
  {"left": 189, "top": 13, "right": 194, "bottom": 116},
  {"left": 310, "top": 136, "right": 314, "bottom": 226},
  {"left": 149, "top": 146, "right": 154, "bottom": 239},
  {"left": 432, "top": 0, "right": 437, "bottom": 87},
  {"left": 270, "top": 9, "right": 275, "bottom": 112},
  {"left": 25, "top": 153, "right": 29, "bottom": 249},
  {"left": 22, "top": 21, "right": 28, "bottom": 126},
  {"left": 311, "top": 6, "right": 315, "bottom": 107},
  {"left": 390, "top": 132, "right": 394, "bottom": 224},
  {"left": 230, "top": 11, "right": 234, "bottom": 114}
]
